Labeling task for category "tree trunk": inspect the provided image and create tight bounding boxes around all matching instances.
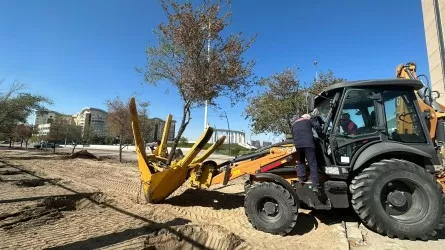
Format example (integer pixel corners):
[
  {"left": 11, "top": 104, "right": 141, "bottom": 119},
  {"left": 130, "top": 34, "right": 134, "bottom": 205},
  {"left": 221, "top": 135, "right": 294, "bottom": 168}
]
[
  {"left": 20, "top": 137, "right": 23, "bottom": 148},
  {"left": 119, "top": 137, "right": 123, "bottom": 163},
  {"left": 9, "top": 137, "right": 12, "bottom": 148},
  {"left": 286, "top": 114, "right": 293, "bottom": 135},
  {"left": 53, "top": 140, "right": 56, "bottom": 154},
  {"left": 25, "top": 139, "right": 28, "bottom": 149},
  {"left": 167, "top": 102, "right": 191, "bottom": 165}
]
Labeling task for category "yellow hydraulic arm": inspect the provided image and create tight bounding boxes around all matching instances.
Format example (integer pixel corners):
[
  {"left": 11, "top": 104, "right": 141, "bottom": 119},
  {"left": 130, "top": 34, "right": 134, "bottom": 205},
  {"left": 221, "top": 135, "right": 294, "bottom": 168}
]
[{"left": 396, "top": 62, "right": 445, "bottom": 140}]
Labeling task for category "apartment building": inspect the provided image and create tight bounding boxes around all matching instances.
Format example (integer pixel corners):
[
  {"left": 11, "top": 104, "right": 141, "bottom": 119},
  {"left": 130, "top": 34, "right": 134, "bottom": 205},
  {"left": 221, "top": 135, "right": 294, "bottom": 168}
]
[
  {"left": 421, "top": 0, "right": 445, "bottom": 103},
  {"left": 73, "top": 107, "right": 107, "bottom": 138}
]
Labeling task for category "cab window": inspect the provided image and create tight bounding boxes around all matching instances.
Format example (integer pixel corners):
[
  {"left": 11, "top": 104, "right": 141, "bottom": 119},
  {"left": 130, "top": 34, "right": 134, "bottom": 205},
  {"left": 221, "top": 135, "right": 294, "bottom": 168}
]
[
  {"left": 383, "top": 90, "right": 426, "bottom": 143},
  {"left": 335, "top": 89, "right": 377, "bottom": 136}
]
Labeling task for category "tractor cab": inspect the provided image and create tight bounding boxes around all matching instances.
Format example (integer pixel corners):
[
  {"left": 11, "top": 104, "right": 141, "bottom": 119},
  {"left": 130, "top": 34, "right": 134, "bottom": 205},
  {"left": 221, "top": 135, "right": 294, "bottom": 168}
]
[{"left": 308, "top": 79, "right": 442, "bottom": 179}]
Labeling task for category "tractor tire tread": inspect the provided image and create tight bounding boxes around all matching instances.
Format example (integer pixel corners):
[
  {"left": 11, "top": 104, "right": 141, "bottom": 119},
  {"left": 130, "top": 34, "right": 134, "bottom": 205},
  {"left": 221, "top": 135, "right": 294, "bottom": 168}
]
[
  {"left": 244, "top": 181, "right": 298, "bottom": 236},
  {"left": 350, "top": 158, "right": 445, "bottom": 241}
]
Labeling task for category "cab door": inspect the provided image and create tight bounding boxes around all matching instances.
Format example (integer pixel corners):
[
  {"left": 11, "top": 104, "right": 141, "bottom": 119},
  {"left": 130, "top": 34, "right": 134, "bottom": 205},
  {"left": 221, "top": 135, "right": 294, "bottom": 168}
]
[{"left": 329, "top": 88, "right": 382, "bottom": 167}]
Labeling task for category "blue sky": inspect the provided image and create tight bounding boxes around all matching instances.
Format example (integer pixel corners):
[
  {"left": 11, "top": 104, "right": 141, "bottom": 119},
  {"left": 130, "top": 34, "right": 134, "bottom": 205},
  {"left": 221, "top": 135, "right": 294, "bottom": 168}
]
[{"left": 0, "top": 0, "right": 430, "bottom": 143}]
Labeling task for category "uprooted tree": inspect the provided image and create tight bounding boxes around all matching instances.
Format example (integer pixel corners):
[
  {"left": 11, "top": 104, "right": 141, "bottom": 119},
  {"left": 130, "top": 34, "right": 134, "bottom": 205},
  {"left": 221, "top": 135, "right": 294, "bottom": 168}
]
[
  {"left": 139, "top": 0, "right": 256, "bottom": 164},
  {"left": 244, "top": 69, "right": 345, "bottom": 136},
  {"left": 106, "top": 96, "right": 133, "bottom": 163},
  {"left": 0, "top": 80, "right": 52, "bottom": 140}
]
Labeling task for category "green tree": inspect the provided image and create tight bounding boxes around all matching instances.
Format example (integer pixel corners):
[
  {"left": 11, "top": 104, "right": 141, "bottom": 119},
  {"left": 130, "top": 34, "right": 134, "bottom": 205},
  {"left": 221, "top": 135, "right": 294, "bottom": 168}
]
[
  {"left": 244, "top": 67, "right": 304, "bottom": 136},
  {"left": 0, "top": 81, "right": 52, "bottom": 135},
  {"left": 139, "top": 0, "right": 256, "bottom": 164},
  {"left": 311, "top": 70, "right": 346, "bottom": 94},
  {"left": 245, "top": 69, "right": 345, "bottom": 136}
]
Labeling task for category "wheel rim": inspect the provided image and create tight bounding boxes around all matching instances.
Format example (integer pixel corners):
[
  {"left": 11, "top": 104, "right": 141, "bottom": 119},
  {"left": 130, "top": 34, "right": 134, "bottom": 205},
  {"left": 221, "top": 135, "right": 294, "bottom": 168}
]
[
  {"left": 380, "top": 178, "right": 429, "bottom": 223},
  {"left": 256, "top": 196, "right": 282, "bottom": 223}
]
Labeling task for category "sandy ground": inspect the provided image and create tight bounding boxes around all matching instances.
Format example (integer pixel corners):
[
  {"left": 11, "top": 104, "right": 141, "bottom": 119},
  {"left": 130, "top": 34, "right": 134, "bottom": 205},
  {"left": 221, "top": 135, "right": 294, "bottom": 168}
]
[{"left": 1, "top": 148, "right": 445, "bottom": 249}]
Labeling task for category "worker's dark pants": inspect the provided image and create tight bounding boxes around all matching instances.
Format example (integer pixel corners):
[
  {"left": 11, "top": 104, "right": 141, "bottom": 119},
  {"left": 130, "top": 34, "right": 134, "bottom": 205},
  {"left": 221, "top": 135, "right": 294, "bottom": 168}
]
[{"left": 296, "top": 147, "right": 319, "bottom": 186}]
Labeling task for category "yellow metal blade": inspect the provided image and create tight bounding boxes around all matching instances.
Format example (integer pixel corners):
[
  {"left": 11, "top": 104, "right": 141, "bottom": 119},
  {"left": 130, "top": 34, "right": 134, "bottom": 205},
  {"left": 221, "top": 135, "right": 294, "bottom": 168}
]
[
  {"left": 129, "top": 97, "right": 153, "bottom": 195},
  {"left": 191, "top": 135, "right": 226, "bottom": 165},
  {"left": 177, "top": 127, "right": 214, "bottom": 167},
  {"left": 129, "top": 97, "right": 146, "bottom": 161},
  {"left": 154, "top": 114, "right": 172, "bottom": 158}
]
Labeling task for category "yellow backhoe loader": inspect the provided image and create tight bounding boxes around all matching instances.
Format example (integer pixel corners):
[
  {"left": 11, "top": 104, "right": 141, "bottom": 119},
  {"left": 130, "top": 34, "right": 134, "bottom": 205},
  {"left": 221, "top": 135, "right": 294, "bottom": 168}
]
[{"left": 130, "top": 76, "right": 445, "bottom": 240}]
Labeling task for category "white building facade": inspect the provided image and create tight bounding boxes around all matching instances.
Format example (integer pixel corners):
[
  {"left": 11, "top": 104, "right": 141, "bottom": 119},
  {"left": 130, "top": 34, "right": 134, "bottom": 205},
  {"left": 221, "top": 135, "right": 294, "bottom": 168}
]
[
  {"left": 34, "top": 110, "right": 73, "bottom": 137},
  {"left": 73, "top": 107, "right": 107, "bottom": 138},
  {"left": 36, "top": 123, "right": 51, "bottom": 136},
  {"left": 209, "top": 129, "right": 246, "bottom": 144}
]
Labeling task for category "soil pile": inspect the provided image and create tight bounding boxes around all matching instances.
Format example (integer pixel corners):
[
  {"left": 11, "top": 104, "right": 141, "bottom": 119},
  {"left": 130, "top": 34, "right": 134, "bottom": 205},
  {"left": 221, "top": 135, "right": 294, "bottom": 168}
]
[{"left": 69, "top": 150, "right": 97, "bottom": 159}]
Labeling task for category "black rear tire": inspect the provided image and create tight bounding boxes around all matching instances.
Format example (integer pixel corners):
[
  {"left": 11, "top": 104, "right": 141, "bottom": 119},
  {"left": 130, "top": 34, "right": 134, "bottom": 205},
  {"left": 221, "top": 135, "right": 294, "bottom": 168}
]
[
  {"left": 244, "top": 181, "right": 298, "bottom": 236},
  {"left": 350, "top": 159, "right": 445, "bottom": 240}
]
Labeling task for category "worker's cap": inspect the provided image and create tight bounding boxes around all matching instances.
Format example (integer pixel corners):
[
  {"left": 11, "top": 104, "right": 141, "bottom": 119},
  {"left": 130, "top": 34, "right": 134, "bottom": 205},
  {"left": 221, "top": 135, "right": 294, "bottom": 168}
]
[{"left": 301, "top": 114, "right": 311, "bottom": 119}]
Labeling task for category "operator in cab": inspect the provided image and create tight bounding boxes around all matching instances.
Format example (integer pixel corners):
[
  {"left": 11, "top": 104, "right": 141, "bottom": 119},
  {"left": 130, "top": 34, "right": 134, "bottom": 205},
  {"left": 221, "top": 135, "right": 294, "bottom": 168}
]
[
  {"left": 340, "top": 113, "right": 357, "bottom": 135},
  {"left": 291, "top": 113, "right": 323, "bottom": 193}
]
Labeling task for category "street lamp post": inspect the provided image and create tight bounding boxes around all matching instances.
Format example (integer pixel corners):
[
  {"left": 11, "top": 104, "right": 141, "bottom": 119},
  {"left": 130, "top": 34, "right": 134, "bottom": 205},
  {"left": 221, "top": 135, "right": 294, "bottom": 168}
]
[
  {"left": 204, "top": 21, "right": 211, "bottom": 130},
  {"left": 314, "top": 60, "right": 318, "bottom": 82},
  {"left": 220, "top": 111, "right": 231, "bottom": 155}
]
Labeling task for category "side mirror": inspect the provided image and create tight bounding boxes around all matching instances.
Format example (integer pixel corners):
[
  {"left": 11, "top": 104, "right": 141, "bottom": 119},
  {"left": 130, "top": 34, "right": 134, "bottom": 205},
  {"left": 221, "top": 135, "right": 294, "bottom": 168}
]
[{"left": 307, "top": 93, "right": 315, "bottom": 113}]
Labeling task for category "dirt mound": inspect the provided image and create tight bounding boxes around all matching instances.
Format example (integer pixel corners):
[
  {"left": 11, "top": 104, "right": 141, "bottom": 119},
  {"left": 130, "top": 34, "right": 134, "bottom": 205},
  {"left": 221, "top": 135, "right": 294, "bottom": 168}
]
[
  {"left": 0, "top": 192, "right": 105, "bottom": 231},
  {"left": 69, "top": 150, "right": 97, "bottom": 159},
  {"left": 144, "top": 224, "right": 245, "bottom": 250}
]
